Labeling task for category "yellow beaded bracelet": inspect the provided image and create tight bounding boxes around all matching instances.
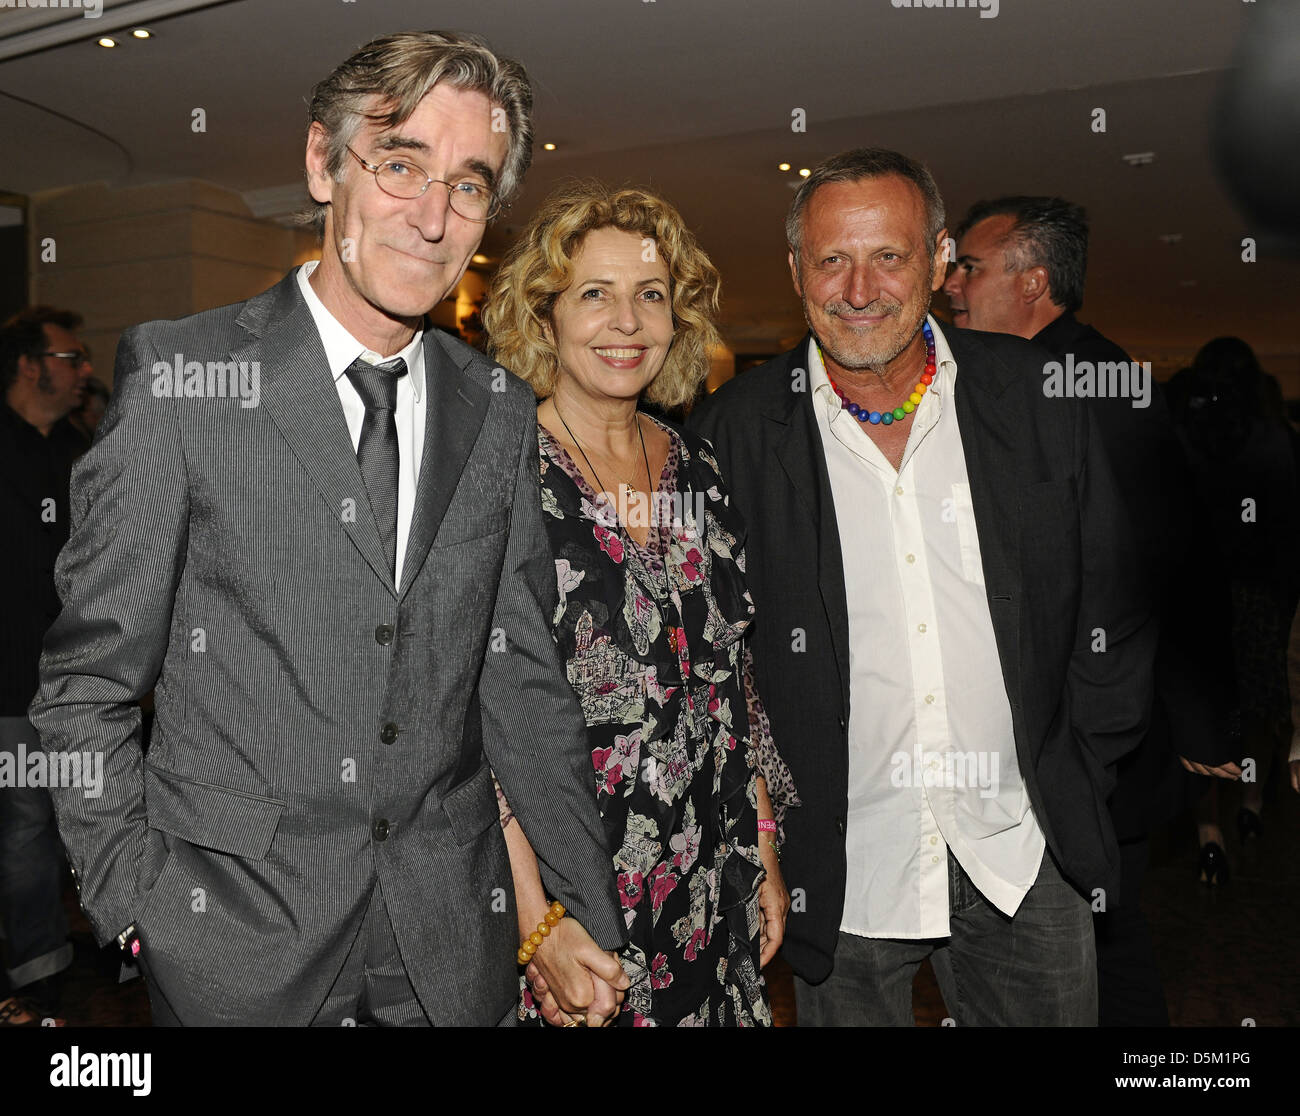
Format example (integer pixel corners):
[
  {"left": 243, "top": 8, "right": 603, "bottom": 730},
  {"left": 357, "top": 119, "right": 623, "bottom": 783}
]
[{"left": 516, "top": 900, "right": 566, "bottom": 966}]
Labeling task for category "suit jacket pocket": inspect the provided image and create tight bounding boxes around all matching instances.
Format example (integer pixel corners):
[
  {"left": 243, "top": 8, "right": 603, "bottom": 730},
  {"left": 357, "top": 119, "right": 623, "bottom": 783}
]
[
  {"left": 441, "top": 763, "right": 499, "bottom": 845},
  {"left": 431, "top": 505, "right": 511, "bottom": 551},
  {"left": 144, "top": 762, "right": 286, "bottom": 860}
]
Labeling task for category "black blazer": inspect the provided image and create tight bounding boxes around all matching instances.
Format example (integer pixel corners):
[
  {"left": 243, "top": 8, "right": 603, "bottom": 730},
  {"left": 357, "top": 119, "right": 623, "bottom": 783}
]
[{"left": 689, "top": 326, "right": 1156, "bottom": 984}]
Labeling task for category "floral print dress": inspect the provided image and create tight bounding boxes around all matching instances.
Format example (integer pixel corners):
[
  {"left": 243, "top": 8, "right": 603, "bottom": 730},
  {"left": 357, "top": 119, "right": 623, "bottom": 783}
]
[{"left": 518, "top": 417, "right": 795, "bottom": 1027}]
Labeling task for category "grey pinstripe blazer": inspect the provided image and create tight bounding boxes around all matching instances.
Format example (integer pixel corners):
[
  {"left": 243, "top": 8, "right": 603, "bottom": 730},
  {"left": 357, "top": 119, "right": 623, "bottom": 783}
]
[{"left": 29, "top": 271, "right": 625, "bottom": 1025}]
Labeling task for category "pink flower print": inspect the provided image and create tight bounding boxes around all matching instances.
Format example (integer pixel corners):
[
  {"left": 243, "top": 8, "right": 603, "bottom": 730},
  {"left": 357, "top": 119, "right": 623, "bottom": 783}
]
[
  {"left": 617, "top": 869, "right": 644, "bottom": 911},
  {"left": 670, "top": 822, "right": 701, "bottom": 873},
  {"left": 591, "top": 746, "right": 623, "bottom": 795},
  {"left": 648, "top": 863, "right": 679, "bottom": 911},
  {"left": 649, "top": 952, "right": 673, "bottom": 990},
  {"left": 681, "top": 546, "right": 704, "bottom": 582},
  {"left": 683, "top": 926, "right": 709, "bottom": 962},
  {"left": 593, "top": 524, "right": 624, "bottom": 563}
]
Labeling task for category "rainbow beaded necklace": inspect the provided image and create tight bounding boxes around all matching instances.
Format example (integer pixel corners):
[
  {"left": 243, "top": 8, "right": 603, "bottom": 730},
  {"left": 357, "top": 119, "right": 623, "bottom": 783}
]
[{"left": 825, "top": 320, "right": 936, "bottom": 425}]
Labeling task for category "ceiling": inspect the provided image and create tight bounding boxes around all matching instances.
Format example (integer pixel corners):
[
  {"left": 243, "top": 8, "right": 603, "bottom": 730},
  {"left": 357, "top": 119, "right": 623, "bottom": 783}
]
[{"left": 1, "top": 0, "right": 1295, "bottom": 368}]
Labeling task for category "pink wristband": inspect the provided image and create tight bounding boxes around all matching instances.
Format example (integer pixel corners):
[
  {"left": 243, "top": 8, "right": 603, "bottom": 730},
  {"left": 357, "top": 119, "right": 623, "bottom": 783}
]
[{"left": 757, "top": 819, "right": 777, "bottom": 833}]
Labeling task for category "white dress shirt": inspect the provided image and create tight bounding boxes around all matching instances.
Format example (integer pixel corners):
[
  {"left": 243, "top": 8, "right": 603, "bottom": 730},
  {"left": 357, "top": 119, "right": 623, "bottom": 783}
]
[
  {"left": 810, "top": 316, "right": 1046, "bottom": 939},
  {"left": 296, "top": 260, "right": 426, "bottom": 586}
]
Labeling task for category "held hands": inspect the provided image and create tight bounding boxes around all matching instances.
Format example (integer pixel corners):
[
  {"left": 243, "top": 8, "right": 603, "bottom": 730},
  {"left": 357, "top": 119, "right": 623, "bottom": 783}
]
[{"left": 522, "top": 910, "right": 629, "bottom": 1027}]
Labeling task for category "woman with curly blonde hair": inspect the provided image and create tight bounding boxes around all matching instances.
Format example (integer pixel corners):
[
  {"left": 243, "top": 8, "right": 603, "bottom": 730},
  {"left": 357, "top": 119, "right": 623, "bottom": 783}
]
[{"left": 484, "top": 182, "right": 797, "bottom": 1027}]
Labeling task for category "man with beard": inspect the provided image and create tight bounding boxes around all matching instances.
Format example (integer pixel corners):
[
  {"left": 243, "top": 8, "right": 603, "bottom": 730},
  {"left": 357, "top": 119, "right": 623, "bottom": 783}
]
[{"left": 689, "top": 148, "right": 1155, "bottom": 1025}]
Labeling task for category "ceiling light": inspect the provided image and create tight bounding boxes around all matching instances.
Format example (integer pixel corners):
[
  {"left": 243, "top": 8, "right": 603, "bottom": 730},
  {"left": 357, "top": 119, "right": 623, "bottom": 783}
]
[
  {"left": 778, "top": 162, "right": 791, "bottom": 172},
  {"left": 798, "top": 168, "right": 811, "bottom": 177},
  {"left": 542, "top": 142, "right": 556, "bottom": 151},
  {"left": 471, "top": 254, "right": 489, "bottom": 265},
  {"left": 132, "top": 28, "right": 152, "bottom": 39},
  {"left": 97, "top": 37, "right": 117, "bottom": 48}
]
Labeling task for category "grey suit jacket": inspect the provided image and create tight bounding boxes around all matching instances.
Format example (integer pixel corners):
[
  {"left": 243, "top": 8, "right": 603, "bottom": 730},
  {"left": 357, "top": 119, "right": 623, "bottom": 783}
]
[{"left": 30, "top": 271, "right": 625, "bottom": 1025}]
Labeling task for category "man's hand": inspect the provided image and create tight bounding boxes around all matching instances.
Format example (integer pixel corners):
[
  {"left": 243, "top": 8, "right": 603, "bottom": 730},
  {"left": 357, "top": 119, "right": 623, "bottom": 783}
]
[
  {"left": 1180, "top": 756, "right": 1243, "bottom": 780},
  {"left": 523, "top": 916, "right": 628, "bottom": 1027}
]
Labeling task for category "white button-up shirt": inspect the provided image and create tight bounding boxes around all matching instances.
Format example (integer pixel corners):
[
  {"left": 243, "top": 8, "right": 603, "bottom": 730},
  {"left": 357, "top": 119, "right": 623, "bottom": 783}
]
[
  {"left": 297, "top": 260, "right": 426, "bottom": 586},
  {"left": 809, "top": 316, "right": 1045, "bottom": 939}
]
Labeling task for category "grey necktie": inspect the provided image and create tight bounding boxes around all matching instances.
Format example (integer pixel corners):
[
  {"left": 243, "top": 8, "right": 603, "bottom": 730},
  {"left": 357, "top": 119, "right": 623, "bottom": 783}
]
[{"left": 344, "top": 355, "right": 407, "bottom": 578}]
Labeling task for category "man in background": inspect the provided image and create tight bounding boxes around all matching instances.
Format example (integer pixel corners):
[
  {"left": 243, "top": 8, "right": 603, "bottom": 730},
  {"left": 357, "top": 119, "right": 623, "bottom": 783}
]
[
  {"left": 945, "top": 197, "right": 1239, "bottom": 1025},
  {"left": 0, "top": 306, "right": 93, "bottom": 1026}
]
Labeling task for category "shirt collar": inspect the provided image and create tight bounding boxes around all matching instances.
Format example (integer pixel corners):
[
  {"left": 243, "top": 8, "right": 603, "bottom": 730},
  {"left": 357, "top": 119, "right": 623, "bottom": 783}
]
[{"left": 296, "top": 260, "right": 424, "bottom": 401}]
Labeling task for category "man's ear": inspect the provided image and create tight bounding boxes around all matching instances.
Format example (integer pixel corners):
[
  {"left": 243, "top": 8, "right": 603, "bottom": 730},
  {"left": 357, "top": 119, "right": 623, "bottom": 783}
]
[
  {"left": 13, "top": 352, "right": 40, "bottom": 386},
  {"left": 305, "top": 122, "right": 336, "bottom": 205},
  {"left": 1020, "top": 265, "right": 1051, "bottom": 305},
  {"left": 788, "top": 250, "right": 802, "bottom": 298},
  {"left": 930, "top": 228, "right": 950, "bottom": 291}
]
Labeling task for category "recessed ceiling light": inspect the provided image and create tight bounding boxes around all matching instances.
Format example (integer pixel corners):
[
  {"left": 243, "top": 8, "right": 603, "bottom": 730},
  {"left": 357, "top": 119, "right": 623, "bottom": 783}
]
[
  {"left": 798, "top": 168, "right": 811, "bottom": 177},
  {"left": 542, "top": 142, "right": 556, "bottom": 151},
  {"left": 97, "top": 37, "right": 117, "bottom": 48},
  {"left": 132, "top": 28, "right": 152, "bottom": 39},
  {"left": 778, "top": 162, "right": 791, "bottom": 172},
  {"left": 471, "top": 254, "right": 490, "bottom": 265}
]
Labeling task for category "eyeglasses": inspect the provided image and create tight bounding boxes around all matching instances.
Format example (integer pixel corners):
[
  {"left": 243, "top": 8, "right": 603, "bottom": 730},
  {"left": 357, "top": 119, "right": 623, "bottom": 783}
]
[
  {"left": 345, "top": 146, "right": 504, "bottom": 222},
  {"left": 41, "top": 350, "right": 91, "bottom": 368}
]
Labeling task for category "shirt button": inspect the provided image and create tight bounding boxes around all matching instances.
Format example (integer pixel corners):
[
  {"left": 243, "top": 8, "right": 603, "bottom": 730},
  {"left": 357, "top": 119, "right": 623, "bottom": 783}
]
[
  {"left": 930, "top": 835, "right": 938, "bottom": 845},
  {"left": 924, "top": 694, "right": 935, "bottom": 705},
  {"left": 895, "top": 485, "right": 904, "bottom": 496},
  {"left": 380, "top": 723, "right": 399, "bottom": 744},
  {"left": 931, "top": 855, "right": 940, "bottom": 864},
  {"left": 372, "top": 819, "right": 390, "bottom": 841},
  {"left": 375, "top": 624, "right": 394, "bottom": 646},
  {"left": 917, "top": 623, "right": 927, "bottom": 634},
  {"left": 905, "top": 553, "right": 916, "bottom": 564}
]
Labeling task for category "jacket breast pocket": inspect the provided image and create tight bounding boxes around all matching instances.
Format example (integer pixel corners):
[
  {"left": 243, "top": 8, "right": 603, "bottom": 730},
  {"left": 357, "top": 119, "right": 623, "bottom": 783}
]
[
  {"left": 143, "top": 763, "right": 286, "bottom": 860},
  {"left": 430, "top": 505, "right": 511, "bottom": 552}
]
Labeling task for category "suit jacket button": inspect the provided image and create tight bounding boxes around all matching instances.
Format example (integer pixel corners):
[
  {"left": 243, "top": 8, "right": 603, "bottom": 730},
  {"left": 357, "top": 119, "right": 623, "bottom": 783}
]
[
  {"left": 372, "top": 819, "right": 390, "bottom": 841},
  {"left": 836, "top": 817, "right": 845, "bottom": 836},
  {"left": 380, "top": 723, "right": 398, "bottom": 745},
  {"left": 375, "top": 624, "right": 394, "bottom": 646}
]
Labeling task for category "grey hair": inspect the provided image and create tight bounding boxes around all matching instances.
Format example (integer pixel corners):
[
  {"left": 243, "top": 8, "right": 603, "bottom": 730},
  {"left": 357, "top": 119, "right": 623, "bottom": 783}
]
[
  {"left": 954, "top": 196, "right": 1089, "bottom": 313},
  {"left": 786, "top": 147, "right": 946, "bottom": 260},
  {"left": 300, "top": 30, "right": 533, "bottom": 237}
]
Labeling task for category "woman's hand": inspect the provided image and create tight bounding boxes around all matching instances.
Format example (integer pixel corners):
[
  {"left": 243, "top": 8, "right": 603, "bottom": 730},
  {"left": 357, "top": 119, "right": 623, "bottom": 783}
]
[
  {"left": 522, "top": 914, "right": 628, "bottom": 1027},
  {"left": 756, "top": 837, "right": 789, "bottom": 968}
]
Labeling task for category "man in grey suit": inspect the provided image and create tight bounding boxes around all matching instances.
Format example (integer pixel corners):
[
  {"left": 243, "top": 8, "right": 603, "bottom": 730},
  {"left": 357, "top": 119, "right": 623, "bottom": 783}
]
[{"left": 30, "top": 31, "right": 628, "bottom": 1026}]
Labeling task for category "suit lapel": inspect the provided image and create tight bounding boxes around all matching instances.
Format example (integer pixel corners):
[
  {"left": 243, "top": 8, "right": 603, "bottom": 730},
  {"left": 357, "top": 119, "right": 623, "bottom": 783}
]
[
  {"left": 949, "top": 329, "right": 1025, "bottom": 713},
  {"left": 397, "top": 329, "right": 490, "bottom": 598},
  {"left": 234, "top": 273, "right": 395, "bottom": 594},
  {"left": 765, "top": 342, "right": 851, "bottom": 714}
]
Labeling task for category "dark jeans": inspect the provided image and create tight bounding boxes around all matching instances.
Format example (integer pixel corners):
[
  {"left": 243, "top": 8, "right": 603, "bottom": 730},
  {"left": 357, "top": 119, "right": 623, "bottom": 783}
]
[
  {"left": 0, "top": 717, "right": 74, "bottom": 991},
  {"left": 795, "top": 848, "right": 1097, "bottom": 1026}
]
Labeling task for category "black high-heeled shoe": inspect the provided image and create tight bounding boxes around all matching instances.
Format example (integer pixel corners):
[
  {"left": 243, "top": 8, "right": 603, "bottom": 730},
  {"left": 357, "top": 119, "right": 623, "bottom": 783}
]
[
  {"left": 1199, "top": 841, "right": 1230, "bottom": 886},
  {"left": 1237, "top": 806, "right": 1262, "bottom": 842}
]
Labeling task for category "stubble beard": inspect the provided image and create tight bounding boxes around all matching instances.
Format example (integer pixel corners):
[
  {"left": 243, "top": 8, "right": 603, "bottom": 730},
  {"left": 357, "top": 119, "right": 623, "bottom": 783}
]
[{"left": 803, "top": 293, "right": 931, "bottom": 379}]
